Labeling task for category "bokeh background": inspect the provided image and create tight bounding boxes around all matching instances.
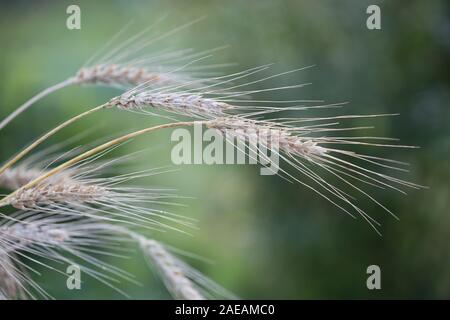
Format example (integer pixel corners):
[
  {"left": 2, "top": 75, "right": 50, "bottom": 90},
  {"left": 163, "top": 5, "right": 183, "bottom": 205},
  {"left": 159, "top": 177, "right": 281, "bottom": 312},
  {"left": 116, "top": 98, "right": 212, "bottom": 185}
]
[{"left": 0, "top": 0, "right": 449, "bottom": 299}]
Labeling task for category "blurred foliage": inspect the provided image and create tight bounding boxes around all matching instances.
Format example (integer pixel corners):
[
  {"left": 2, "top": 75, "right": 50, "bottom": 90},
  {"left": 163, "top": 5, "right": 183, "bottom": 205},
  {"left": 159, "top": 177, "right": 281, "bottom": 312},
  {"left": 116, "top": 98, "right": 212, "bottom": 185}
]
[{"left": 0, "top": 0, "right": 449, "bottom": 299}]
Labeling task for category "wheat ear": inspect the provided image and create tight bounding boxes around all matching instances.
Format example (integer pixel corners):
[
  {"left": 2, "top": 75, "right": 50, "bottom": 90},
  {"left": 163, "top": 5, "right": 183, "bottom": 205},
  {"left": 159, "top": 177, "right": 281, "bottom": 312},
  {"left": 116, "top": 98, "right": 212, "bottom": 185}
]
[
  {"left": 134, "top": 236, "right": 205, "bottom": 300},
  {"left": 0, "top": 253, "right": 25, "bottom": 300},
  {"left": 5, "top": 182, "right": 107, "bottom": 211},
  {"left": 2, "top": 170, "right": 195, "bottom": 232},
  {"left": 73, "top": 64, "right": 188, "bottom": 88},
  {"left": 107, "top": 91, "right": 233, "bottom": 119},
  {"left": 0, "top": 167, "right": 45, "bottom": 190}
]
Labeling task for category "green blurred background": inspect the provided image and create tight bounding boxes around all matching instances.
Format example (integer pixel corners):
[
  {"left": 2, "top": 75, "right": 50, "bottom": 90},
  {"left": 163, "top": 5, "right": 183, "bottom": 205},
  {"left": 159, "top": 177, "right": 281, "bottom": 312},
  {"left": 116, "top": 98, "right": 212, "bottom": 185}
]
[{"left": 0, "top": 0, "right": 449, "bottom": 299}]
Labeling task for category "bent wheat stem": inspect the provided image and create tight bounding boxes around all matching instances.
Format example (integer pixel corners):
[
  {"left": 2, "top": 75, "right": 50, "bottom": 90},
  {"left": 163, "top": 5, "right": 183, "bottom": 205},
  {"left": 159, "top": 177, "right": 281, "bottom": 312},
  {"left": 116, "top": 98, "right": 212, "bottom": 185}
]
[
  {"left": 0, "top": 104, "right": 106, "bottom": 177},
  {"left": 0, "top": 121, "right": 200, "bottom": 207}
]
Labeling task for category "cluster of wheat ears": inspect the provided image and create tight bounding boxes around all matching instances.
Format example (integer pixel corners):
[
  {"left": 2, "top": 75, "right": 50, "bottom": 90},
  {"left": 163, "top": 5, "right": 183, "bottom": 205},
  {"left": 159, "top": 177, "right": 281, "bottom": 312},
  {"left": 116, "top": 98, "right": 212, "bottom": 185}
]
[{"left": 0, "top": 21, "right": 424, "bottom": 300}]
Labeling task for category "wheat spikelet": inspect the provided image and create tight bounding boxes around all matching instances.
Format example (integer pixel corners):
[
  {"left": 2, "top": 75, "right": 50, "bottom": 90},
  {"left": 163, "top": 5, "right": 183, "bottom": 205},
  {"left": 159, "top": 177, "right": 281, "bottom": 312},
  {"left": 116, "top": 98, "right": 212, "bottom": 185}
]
[
  {"left": 102, "top": 66, "right": 267, "bottom": 120},
  {"left": 73, "top": 64, "right": 191, "bottom": 88},
  {"left": 136, "top": 236, "right": 205, "bottom": 300},
  {"left": 7, "top": 183, "right": 107, "bottom": 210},
  {"left": 0, "top": 167, "right": 44, "bottom": 190},
  {"left": 0, "top": 166, "right": 73, "bottom": 190},
  {"left": 1, "top": 159, "right": 196, "bottom": 233},
  {"left": 207, "top": 116, "right": 328, "bottom": 158},
  {"left": 0, "top": 216, "right": 72, "bottom": 258},
  {"left": 0, "top": 253, "right": 25, "bottom": 300},
  {"left": 135, "top": 235, "right": 234, "bottom": 300},
  {"left": 107, "top": 91, "right": 232, "bottom": 119},
  {"left": 103, "top": 65, "right": 333, "bottom": 120},
  {"left": 0, "top": 216, "right": 120, "bottom": 252}
]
